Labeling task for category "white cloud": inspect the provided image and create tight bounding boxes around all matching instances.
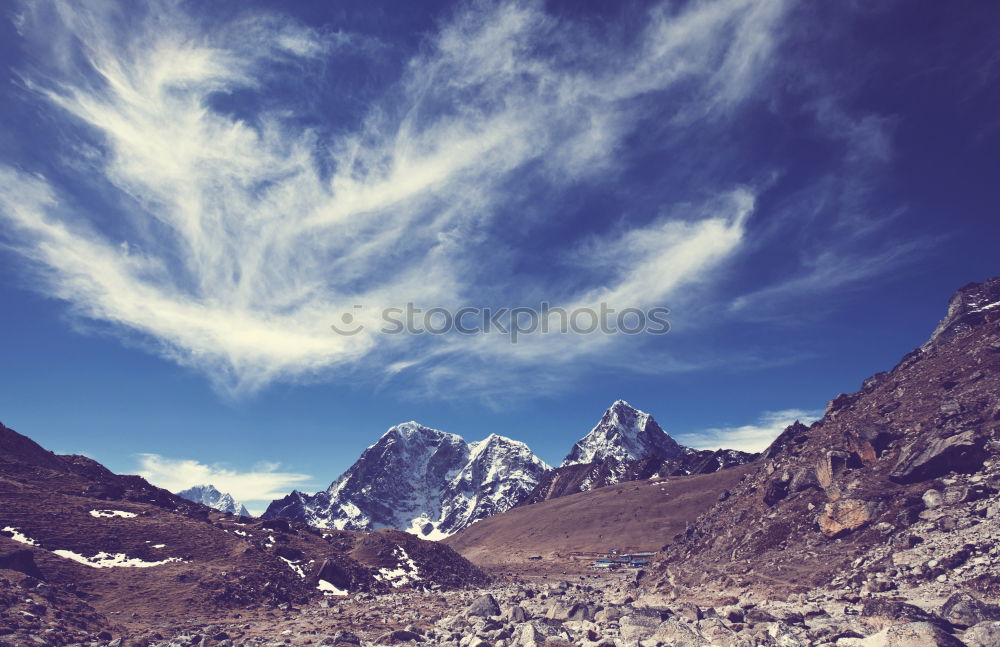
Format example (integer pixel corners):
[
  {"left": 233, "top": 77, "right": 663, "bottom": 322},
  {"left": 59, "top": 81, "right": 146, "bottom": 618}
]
[
  {"left": 0, "top": 0, "right": 790, "bottom": 396},
  {"left": 135, "top": 453, "right": 312, "bottom": 513},
  {"left": 677, "top": 408, "right": 823, "bottom": 453}
]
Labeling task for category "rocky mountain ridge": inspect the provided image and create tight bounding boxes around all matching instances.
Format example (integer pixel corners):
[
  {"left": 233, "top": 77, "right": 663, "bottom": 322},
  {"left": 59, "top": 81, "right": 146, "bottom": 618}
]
[
  {"left": 263, "top": 424, "right": 550, "bottom": 538},
  {"left": 264, "top": 402, "right": 754, "bottom": 537}
]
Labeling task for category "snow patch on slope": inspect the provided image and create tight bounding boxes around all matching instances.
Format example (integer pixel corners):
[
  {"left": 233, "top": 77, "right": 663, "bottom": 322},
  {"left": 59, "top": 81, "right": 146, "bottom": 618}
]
[{"left": 52, "top": 550, "right": 183, "bottom": 568}]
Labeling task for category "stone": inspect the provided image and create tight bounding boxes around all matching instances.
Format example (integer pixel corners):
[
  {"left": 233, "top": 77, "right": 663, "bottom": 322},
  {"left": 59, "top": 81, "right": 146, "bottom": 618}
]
[
  {"left": 819, "top": 499, "right": 875, "bottom": 538},
  {"left": 650, "top": 619, "right": 708, "bottom": 645},
  {"left": 619, "top": 613, "right": 662, "bottom": 642},
  {"left": 0, "top": 549, "right": 44, "bottom": 580},
  {"left": 856, "top": 621, "right": 965, "bottom": 646},
  {"left": 467, "top": 594, "right": 501, "bottom": 618},
  {"left": 504, "top": 605, "right": 529, "bottom": 623},
  {"left": 313, "top": 560, "right": 352, "bottom": 590},
  {"left": 718, "top": 606, "right": 744, "bottom": 623},
  {"left": 332, "top": 630, "right": 361, "bottom": 645},
  {"left": 676, "top": 602, "right": 702, "bottom": 622},
  {"left": 860, "top": 600, "right": 947, "bottom": 632},
  {"left": 963, "top": 620, "right": 1000, "bottom": 647},
  {"left": 511, "top": 620, "right": 560, "bottom": 647},
  {"left": 922, "top": 489, "right": 944, "bottom": 509},
  {"left": 696, "top": 617, "right": 735, "bottom": 643},
  {"left": 374, "top": 630, "right": 424, "bottom": 644},
  {"left": 939, "top": 592, "right": 1000, "bottom": 629},
  {"left": 889, "top": 430, "right": 987, "bottom": 484},
  {"left": 763, "top": 477, "right": 790, "bottom": 506},
  {"left": 744, "top": 607, "right": 777, "bottom": 624},
  {"left": 816, "top": 450, "right": 861, "bottom": 488}
]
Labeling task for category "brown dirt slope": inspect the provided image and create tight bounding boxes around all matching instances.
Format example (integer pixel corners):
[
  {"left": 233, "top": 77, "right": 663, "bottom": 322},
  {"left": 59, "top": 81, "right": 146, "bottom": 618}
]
[{"left": 444, "top": 465, "right": 751, "bottom": 566}]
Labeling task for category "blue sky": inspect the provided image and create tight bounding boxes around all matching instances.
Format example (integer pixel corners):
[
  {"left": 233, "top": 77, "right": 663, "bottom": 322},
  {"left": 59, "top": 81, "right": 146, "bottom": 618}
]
[{"left": 0, "top": 0, "right": 997, "bottom": 512}]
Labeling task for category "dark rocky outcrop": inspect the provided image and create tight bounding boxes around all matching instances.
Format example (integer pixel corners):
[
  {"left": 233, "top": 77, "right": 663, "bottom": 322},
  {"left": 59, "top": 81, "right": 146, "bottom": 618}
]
[{"left": 889, "top": 429, "right": 988, "bottom": 484}]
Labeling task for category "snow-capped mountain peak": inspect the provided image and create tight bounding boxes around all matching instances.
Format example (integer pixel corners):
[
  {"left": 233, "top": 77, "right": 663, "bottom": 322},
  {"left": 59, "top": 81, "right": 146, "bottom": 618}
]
[
  {"left": 560, "top": 399, "right": 683, "bottom": 467},
  {"left": 263, "top": 422, "right": 549, "bottom": 539},
  {"left": 177, "top": 484, "right": 251, "bottom": 517}
]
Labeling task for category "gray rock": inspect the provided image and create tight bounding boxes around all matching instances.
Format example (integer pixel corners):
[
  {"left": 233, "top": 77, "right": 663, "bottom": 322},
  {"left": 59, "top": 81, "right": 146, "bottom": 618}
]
[
  {"left": 889, "top": 430, "right": 987, "bottom": 484},
  {"left": 857, "top": 621, "right": 965, "bottom": 646},
  {"left": 374, "top": 630, "right": 424, "bottom": 644},
  {"left": 677, "top": 602, "right": 702, "bottom": 622},
  {"left": 619, "top": 613, "right": 662, "bottom": 642},
  {"left": 860, "top": 599, "right": 947, "bottom": 632},
  {"left": 510, "top": 620, "right": 560, "bottom": 647},
  {"left": 744, "top": 607, "right": 777, "bottom": 624},
  {"left": 963, "top": 620, "right": 1000, "bottom": 647},
  {"left": 332, "top": 630, "right": 362, "bottom": 645},
  {"left": 504, "top": 605, "right": 529, "bottom": 623},
  {"left": 922, "top": 489, "right": 944, "bottom": 509},
  {"left": 940, "top": 592, "right": 1000, "bottom": 629},
  {"left": 468, "top": 594, "right": 501, "bottom": 618},
  {"left": 650, "top": 619, "right": 708, "bottom": 646}
]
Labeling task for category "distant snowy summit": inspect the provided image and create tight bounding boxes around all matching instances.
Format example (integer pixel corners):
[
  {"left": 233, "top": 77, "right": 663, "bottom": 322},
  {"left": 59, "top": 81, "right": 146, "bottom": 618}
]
[
  {"left": 561, "top": 399, "right": 684, "bottom": 466},
  {"left": 177, "top": 484, "right": 251, "bottom": 517},
  {"left": 521, "top": 400, "right": 756, "bottom": 505},
  {"left": 263, "top": 400, "right": 755, "bottom": 538},
  {"left": 262, "top": 422, "right": 550, "bottom": 538}
]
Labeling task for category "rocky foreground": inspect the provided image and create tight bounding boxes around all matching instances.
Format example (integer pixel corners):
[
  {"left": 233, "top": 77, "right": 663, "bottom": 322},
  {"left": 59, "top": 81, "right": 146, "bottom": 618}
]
[{"left": 39, "top": 559, "right": 998, "bottom": 647}]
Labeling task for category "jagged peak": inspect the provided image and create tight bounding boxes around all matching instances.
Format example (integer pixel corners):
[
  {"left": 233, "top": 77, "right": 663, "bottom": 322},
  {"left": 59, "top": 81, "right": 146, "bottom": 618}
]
[
  {"left": 375, "top": 421, "right": 464, "bottom": 446},
  {"left": 927, "top": 276, "right": 1000, "bottom": 345},
  {"left": 468, "top": 433, "right": 551, "bottom": 469},
  {"left": 561, "top": 399, "right": 680, "bottom": 467}
]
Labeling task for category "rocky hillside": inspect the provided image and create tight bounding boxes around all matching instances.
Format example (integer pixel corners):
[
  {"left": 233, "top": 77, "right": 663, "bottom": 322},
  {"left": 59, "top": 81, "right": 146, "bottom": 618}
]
[
  {"left": 0, "top": 423, "right": 488, "bottom": 645},
  {"left": 642, "top": 277, "right": 1000, "bottom": 607},
  {"left": 263, "top": 424, "right": 550, "bottom": 538}
]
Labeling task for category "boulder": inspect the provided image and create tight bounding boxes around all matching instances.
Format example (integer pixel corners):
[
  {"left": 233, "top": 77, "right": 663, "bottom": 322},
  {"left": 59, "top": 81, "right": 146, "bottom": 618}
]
[
  {"left": 0, "top": 549, "right": 45, "bottom": 580},
  {"left": 819, "top": 499, "right": 875, "bottom": 538},
  {"left": 889, "top": 430, "right": 987, "bottom": 484},
  {"left": 314, "top": 559, "right": 351, "bottom": 590},
  {"left": 939, "top": 592, "right": 1000, "bottom": 629},
  {"left": 860, "top": 600, "right": 949, "bottom": 632},
  {"left": 503, "top": 605, "right": 529, "bottom": 623},
  {"left": 856, "top": 621, "right": 965, "bottom": 646},
  {"left": 816, "top": 450, "right": 862, "bottom": 488},
  {"left": 676, "top": 602, "right": 702, "bottom": 622},
  {"left": 331, "top": 631, "right": 361, "bottom": 646},
  {"left": 467, "top": 593, "right": 501, "bottom": 617},
  {"left": 511, "top": 620, "right": 561, "bottom": 647},
  {"left": 922, "top": 489, "right": 944, "bottom": 509},
  {"left": 963, "top": 620, "right": 1000, "bottom": 647},
  {"left": 650, "top": 619, "right": 708, "bottom": 645},
  {"left": 373, "top": 630, "right": 423, "bottom": 644},
  {"left": 619, "top": 613, "right": 662, "bottom": 642},
  {"left": 763, "top": 477, "right": 790, "bottom": 507}
]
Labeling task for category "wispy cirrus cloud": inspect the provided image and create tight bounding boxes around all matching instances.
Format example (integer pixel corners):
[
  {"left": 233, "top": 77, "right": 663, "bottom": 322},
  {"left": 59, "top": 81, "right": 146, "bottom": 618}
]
[
  {"left": 1, "top": 0, "right": 923, "bottom": 403},
  {"left": 0, "top": 0, "right": 795, "bottom": 397}
]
